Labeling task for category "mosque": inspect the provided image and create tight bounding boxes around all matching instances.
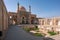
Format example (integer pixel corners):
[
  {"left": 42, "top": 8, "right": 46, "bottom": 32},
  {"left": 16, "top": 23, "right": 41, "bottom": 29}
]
[
  {"left": 8, "top": 2, "right": 38, "bottom": 25},
  {"left": 0, "top": 0, "right": 38, "bottom": 39},
  {"left": 0, "top": 0, "right": 60, "bottom": 39}
]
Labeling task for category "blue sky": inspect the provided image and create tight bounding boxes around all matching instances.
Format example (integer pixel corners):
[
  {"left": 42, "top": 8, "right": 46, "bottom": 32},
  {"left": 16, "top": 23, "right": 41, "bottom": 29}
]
[{"left": 4, "top": 0, "right": 60, "bottom": 18}]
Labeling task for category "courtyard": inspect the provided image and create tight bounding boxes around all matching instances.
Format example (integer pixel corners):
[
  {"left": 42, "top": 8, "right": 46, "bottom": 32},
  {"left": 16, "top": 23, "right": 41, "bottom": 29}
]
[{"left": 4, "top": 25, "right": 54, "bottom": 40}]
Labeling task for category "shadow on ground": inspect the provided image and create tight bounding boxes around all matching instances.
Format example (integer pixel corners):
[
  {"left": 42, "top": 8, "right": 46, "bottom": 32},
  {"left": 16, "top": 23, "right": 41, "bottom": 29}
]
[{"left": 42, "top": 37, "right": 55, "bottom": 40}]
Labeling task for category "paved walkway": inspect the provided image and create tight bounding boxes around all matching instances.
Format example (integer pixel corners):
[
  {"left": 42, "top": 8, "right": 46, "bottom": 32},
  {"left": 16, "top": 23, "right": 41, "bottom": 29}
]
[
  {"left": 50, "top": 34, "right": 60, "bottom": 40},
  {"left": 4, "top": 25, "right": 54, "bottom": 40}
]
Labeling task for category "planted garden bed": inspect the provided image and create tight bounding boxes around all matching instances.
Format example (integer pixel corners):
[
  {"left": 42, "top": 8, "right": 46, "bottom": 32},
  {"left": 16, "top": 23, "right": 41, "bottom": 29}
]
[{"left": 48, "top": 31, "right": 57, "bottom": 36}]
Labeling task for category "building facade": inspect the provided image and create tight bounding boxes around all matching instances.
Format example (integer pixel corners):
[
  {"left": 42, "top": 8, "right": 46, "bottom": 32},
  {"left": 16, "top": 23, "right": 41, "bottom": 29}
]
[
  {"left": 8, "top": 3, "right": 37, "bottom": 25},
  {"left": 38, "top": 17, "right": 60, "bottom": 33},
  {"left": 0, "top": 0, "right": 8, "bottom": 39}
]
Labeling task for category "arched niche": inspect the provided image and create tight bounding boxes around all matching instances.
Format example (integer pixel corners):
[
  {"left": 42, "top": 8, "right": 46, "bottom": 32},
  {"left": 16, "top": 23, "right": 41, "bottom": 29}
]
[
  {"left": 58, "top": 20, "right": 60, "bottom": 25},
  {"left": 50, "top": 21, "right": 52, "bottom": 25}
]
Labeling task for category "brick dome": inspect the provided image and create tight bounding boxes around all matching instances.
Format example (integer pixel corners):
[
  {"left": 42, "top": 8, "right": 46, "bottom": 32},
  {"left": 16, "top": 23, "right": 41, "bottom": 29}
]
[{"left": 19, "top": 6, "right": 26, "bottom": 11}]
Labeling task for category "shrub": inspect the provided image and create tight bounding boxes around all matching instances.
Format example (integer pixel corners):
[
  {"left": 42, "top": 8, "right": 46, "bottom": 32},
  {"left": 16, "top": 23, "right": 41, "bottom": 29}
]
[
  {"left": 33, "top": 27, "right": 39, "bottom": 30},
  {"left": 27, "top": 27, "right": 39, "bottom": 30},
  {"left": 48, "top": 31, "right": 57, "bottom": 36},
  {"left": 23, "top": 27, "right": 30, "bottom": 32},
  {"left": 34, "top": 33, "right": 43, "bottom": 37}
]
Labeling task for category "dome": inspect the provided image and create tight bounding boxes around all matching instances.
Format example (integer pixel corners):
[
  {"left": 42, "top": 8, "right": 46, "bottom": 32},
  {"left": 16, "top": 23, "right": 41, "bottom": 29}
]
[{"left": 19, "top": 6, "right": 26, "bottom": 11}]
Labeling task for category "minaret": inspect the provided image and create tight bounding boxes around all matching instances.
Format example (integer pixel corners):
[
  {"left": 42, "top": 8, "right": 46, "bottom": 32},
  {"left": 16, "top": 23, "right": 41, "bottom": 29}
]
[
  {"left": 29, "top": 5, "right": 31, "bottom": 13},
  {"left": 17, "top": 2, "right": 20, "bottom": 24},
  {"left": 17, "top": 2, "right": 19, "bottom": 12}
]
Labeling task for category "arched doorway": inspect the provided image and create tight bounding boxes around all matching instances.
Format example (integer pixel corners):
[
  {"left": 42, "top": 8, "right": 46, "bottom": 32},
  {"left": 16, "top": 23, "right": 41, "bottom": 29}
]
[
  {"left": 50, "top": 21, "right": 52, "bottom": 25},
  {"left": 13, "top": 19, "right": 17, "bottom": 25},
  {"left": 0, "top": 31, "right": 2, "bottom": 37},
  {"left": 31, "top": 17, "right": 34, "bottom": 24},
  {"left": 26, "top": 20, "right": 29, "bottom": 24},
  {"left": 12, "top": 16, "right": 17, "bottom": 25},
  {"left": 58, "top": 20, "right": 60, "bottom": 25},
  {"left": 22, "top": 17, "right": 25, "bottom": 24},
  {"left": 31, "top": 20, "right": 34, "bottom": 24}
]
